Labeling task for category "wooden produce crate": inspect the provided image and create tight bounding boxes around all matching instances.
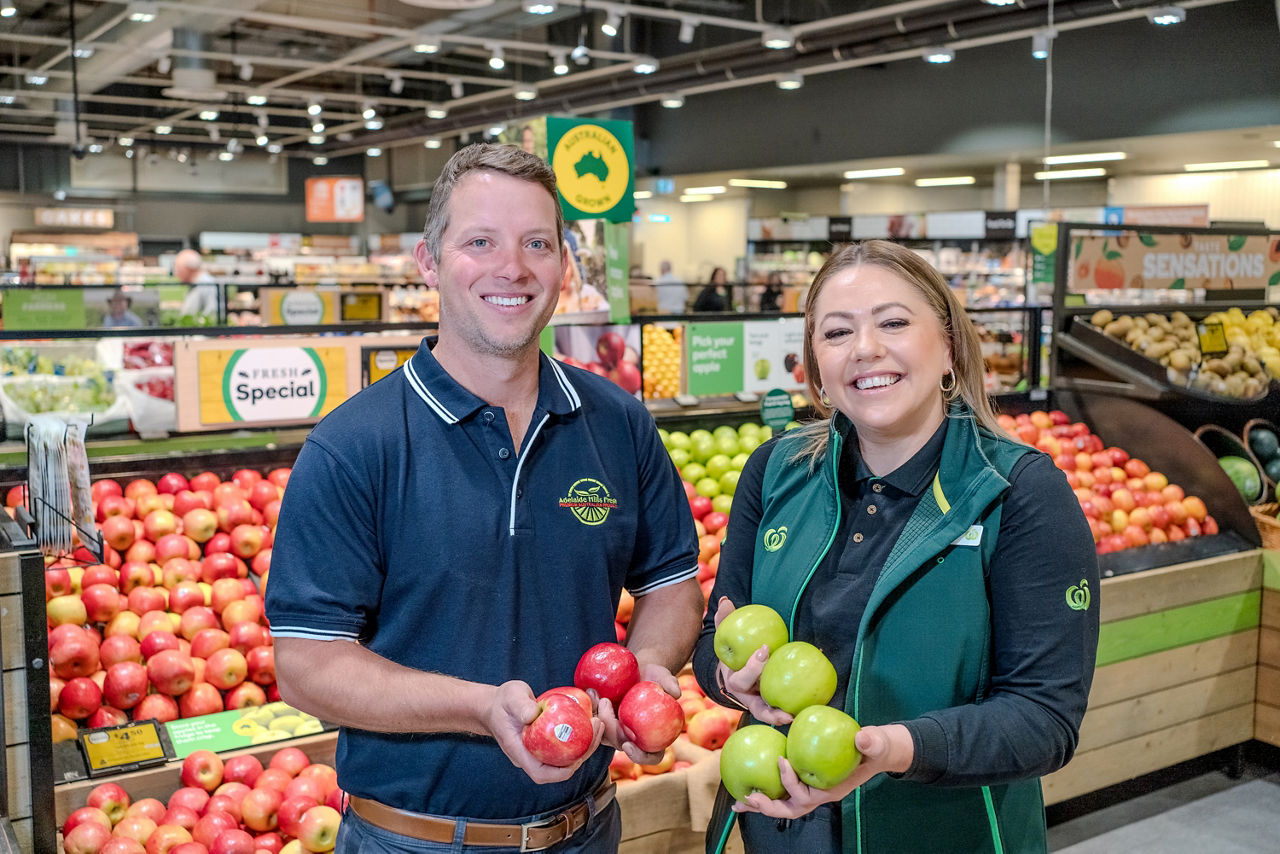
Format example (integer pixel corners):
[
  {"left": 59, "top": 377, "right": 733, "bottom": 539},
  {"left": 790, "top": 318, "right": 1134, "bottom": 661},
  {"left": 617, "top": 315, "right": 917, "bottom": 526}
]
[
  {"left": 617, "top": 738, "right": 741, "bottom": 854},
  {"left": 1258, "top": 550, "right": 1280, "bottom": 748},
  {"left": 1042, "top": 549, "right": 1264, "bottom": 804}
]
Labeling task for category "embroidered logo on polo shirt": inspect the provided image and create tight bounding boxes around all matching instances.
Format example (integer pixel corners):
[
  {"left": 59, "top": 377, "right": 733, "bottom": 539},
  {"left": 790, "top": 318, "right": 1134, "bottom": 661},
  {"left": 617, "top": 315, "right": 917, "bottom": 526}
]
[
  {"left": 1066, "top": 579, "right": 1091, "bottom": 611},
  {"left": 762, "top": 526, "right": 788, "bottom": 552},
  {"left": 559, "top": 478, "right": 618, "bottom": 526}
]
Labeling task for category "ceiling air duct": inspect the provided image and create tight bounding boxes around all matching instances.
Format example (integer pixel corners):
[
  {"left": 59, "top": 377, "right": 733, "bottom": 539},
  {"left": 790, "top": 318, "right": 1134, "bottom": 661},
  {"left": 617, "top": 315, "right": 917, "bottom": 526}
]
[{"left": 162, "top": 27, "right": 227, "bottom": 101}]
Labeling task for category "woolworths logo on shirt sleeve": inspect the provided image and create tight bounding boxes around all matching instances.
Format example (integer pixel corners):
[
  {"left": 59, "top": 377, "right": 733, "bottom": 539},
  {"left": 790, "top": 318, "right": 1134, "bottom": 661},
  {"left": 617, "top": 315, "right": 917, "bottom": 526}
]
[{"left": 222, "top": 348, "right": 328, "bottom": 422}]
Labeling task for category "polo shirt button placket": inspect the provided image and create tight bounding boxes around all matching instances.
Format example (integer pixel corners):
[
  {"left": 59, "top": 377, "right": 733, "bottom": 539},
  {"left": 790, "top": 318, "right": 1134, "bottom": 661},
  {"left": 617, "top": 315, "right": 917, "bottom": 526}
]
[
  {"left": 483, "top": 411, "right": 495, "bottom": 423},
  {"left": 499, "top": 448, "right": 510, "bottom": 460}
]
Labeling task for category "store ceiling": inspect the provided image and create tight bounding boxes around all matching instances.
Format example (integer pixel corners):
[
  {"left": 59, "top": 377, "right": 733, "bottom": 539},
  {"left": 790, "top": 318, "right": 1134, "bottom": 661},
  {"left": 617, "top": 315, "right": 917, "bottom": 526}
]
[{"left": 0, "top": 0, "right": 1265, "bottom": 184}]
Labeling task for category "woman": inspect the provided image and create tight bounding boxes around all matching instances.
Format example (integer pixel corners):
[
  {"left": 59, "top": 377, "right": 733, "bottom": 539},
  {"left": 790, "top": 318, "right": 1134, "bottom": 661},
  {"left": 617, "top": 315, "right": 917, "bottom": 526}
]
[
  {"left": 693, "top": 267, "right": 731, "bottom": 312},
  {"left": 694, "top": 240, "right": 1099, "bottom": 854},
  {"left": 759, "top": 272, "right": 784, "bottom": 312}
]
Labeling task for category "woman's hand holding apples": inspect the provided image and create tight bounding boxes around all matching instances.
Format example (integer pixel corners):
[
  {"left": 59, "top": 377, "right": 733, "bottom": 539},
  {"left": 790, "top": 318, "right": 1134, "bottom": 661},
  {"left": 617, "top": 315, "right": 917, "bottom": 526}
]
[
  {"left": 713, "top": 598, "right": 793, "bottom": 726},
  {"left": 486, "top": 680, "right": 604, "bottom": 784},
  {"left": 732, "top": 724, "right": 914, "bottom": 819}
]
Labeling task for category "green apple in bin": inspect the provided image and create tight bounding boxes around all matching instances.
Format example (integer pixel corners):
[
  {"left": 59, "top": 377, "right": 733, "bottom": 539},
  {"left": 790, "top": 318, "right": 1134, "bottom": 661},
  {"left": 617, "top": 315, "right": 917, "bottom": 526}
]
[{"left": 720, "top": 725, "right": 788, "bottom": 801}]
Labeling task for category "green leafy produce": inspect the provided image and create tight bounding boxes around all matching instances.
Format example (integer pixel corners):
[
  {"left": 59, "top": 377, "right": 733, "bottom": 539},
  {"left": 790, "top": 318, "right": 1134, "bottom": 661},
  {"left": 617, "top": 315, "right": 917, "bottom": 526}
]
[{"left": 3, "top": 376, "right": 116, "bottom": 414}]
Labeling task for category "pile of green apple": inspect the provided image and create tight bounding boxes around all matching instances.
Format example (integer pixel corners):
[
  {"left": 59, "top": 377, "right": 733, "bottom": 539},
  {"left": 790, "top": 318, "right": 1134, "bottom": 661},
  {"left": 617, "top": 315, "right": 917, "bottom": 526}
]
[
  {"left": 714, "top": 605, "right": 862, "bottom": 799},
  {"left": 660, "top": 422, "right": 772, "bottom": 513}
]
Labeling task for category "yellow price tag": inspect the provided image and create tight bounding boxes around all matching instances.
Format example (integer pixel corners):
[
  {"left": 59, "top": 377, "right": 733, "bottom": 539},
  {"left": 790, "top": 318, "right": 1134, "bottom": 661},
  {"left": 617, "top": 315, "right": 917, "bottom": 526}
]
[
  {"left": 81, "top": 722, "right": 166, "bottom": 772},
  {"left": 1196, "top": 321, "right": 1228, "bottom": 357},
  {"left": 342, "top": 292, "right": 382, "bottom": 321}
]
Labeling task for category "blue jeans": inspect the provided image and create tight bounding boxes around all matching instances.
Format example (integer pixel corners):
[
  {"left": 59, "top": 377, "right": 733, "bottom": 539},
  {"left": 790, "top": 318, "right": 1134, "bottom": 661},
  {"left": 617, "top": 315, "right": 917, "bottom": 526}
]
[{"left": 335, "top": 798, "right": 622, "bottom": 854}]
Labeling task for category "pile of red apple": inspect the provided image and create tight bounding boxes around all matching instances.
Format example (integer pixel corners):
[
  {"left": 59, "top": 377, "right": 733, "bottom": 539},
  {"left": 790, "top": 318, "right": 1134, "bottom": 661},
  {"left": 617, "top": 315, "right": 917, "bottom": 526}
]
[
  {"left": 997, "top": 409, "right": 1218, "bottom": 554},
  {"left": 556, "top": 330, "right": 642, "bottom": 395},
  {"left": 23, "top": 466, "right": 292, "bottom": 740},
  {"left": 60, "top": 745, "right": 342, "bottom": 854}
]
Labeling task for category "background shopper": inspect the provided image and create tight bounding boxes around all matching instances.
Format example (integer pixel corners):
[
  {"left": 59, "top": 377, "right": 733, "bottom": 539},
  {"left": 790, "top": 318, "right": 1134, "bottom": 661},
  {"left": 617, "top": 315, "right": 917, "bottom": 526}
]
[
  {"left": 694, "top": 240, "right": 1099, "bottom": 853},
  {"left": 174, "top": 249, "right": 219, "bottom": 320},
  {"left": 693, "top": 266, "right": 731, "bottom": 312},
  {"left": 267, "top": 143, "right": 705, "bottom": 854}
]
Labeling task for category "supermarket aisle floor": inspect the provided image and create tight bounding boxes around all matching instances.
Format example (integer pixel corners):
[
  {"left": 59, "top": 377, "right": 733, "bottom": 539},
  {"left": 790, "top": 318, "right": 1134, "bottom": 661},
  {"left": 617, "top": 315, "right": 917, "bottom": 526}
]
[{"left": 1048, "top": 762, "right": 1280, "bottom": 853}]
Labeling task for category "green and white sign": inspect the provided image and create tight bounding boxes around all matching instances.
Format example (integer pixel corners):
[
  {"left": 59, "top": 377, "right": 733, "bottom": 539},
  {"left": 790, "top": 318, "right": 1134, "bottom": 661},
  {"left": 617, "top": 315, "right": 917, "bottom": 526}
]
[
  {"left": 760, "top": 389, "right": 795, "bottom": 430},
  {"left": 604, "top": 221, "right": 631, "bottom": 324},
  {"left": 546, "top": 116, "right": 635, "bottom": 223},
  {"left": 165, "top": 702, "right": 328, "bottom": 758},
  {"left": 4, "top": 288, "right": 87, "bottom": 330},
  {"left": 742, "top": 318, "right": 806, "bottom": 393},
  {"left": 687, "top": 323, "right": 744, "bottom": 396}
]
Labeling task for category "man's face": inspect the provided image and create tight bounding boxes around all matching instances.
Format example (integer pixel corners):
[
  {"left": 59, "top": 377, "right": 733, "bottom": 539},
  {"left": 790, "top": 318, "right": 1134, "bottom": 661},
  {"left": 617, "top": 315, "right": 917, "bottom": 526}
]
[
  {"left": 108, "top": 297, "right": 128, "bottom": 315},
  {"left": 415, "top": 170, "right": 565, "bottom": 359}
]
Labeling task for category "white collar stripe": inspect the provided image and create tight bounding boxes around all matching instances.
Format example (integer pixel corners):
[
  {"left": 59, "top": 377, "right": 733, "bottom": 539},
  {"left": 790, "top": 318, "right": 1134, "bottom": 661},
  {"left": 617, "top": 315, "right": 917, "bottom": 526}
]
[
  {"left": 403, "top": 359, "right": 459, "bottom": 423},
  {"left": 548, "top": 359, "right": 582, "bottom": 410}
]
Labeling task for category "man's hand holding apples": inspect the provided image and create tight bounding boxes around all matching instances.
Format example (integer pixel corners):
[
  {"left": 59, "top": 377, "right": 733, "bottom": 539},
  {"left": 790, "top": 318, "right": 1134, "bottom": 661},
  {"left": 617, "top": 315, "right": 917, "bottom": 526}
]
[
  {"left": 488, "top": 680, "right": 605, "bottom": 784},
  {"left": 594, "top": 655, "right": 682, "bottom": 766}
]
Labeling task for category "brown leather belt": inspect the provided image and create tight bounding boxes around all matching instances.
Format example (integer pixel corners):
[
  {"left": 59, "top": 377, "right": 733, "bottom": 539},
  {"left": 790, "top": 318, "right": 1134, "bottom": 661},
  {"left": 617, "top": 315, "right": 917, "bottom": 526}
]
[{"left": 348, "top": 779, "right": 616, "bottom": 851}]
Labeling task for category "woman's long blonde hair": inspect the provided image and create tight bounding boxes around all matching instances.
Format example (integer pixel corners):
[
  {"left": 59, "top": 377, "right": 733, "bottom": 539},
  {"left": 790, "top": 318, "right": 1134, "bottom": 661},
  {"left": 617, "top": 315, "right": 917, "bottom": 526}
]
[{"left": 789, "top": 240, "right": 1003, "bottom": 465}]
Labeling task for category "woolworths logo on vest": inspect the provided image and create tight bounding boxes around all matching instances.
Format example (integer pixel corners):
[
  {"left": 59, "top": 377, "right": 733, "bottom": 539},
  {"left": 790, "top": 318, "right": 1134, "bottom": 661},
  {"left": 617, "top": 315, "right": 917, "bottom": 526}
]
[{"left": 222, "top": 348, "right": 327, "bottom": 422}]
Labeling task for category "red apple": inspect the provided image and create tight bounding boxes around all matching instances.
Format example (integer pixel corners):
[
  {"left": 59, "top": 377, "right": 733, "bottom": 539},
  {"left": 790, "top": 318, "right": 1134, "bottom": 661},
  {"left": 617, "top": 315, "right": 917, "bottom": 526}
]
[
  {"left": 102, "top": 515, "right": 137, "bottom": 551},
  {"left": 521, "top": 691, "right": 594, "bottom": 767},
  {"left": 118, "top": 561, "right": 154, "bottom": 594},
  {"left": 282, "top": 775, "right": 323, "bottom": 806},
  {"left": 100, "top": 495, "right": 136, "bottom": 522},
  {"left": 173, "top": 490, "right": 212, "bottom": 517},
  {"left": 253, "top": 768, "right": 291, "bottom": 794},
  {"left": 125, "top": 539, "right": 157, "bottom": 565},
  {"left": 267, "top": 746, "right": 310, "bottom": 778},
  {"left": 45, "top": 566, "right": 73, "bottom": 600},
  {"left": 189, "top": 472, "right": 221, "bottom": 493},
  {"left": 166, "top": 787, "right": 210, "bottom": 815},
  {"left": 686, "top": 707, "right": 735, "bottom": 751},
  {"left": 93, "top": 478, "right": 123, "bottom": 504},
  {"left": 216, "top": 500, "right": 254, "bottom": 534},
  {"left": 239, "top": 787, "right": 283, "bottom": 833},
  {"left": 209, "top": 828, "right": 254, "bottom": 854},
  {"left": 227, "top": 621, "right": 267, "bottom": 655},
  {"left": 112, "top": 814, "right": 158, "bottom": 844},
  {"left": 50, "top": 626, "right": 100, "bottom": 678},
  {"left": 86, "top": 781, "right": 132, "bottom": 824},
  {"left": 182, "top": 509, "right": 219, "bottom": 544},
  {"left": 245, "top": 645, "right": 275, "bottom": 686},
  {"left": 191, "top": 811, "right": 237, "bottom": 849},
  {"left": 128, "top": 586, "right": 168, "bottom": 616},
  {"left": 157, "top": 472, "right": 189, "bottom": 495},
  {"left": 147, "top": 649, "right": 196, "bottom": 696},
  {"left": 161, "top": 805, "right": 198, "bottom": 831},
  {"left": 573, "top": 642, "right": 639, "bottom": 707},
  {"left": 224, "top": 682, "right": 268, "bottom": 709},
  {"left": 219, "top": 598, "right": 261, "bottom": 630},
  {"left": 82, "top": 582, "right": 123, "bottom": 623},
  {"left": 201, "top": 553, "right": 240, "bottom": 584},
  {"left": 181, "top": 749, "right": 224, "bottom": 791},
  {"left": 87, "top": 705, "right": 130, "bottom": 728},
  {"left": 276, "top": 796, "right": 314, "bottom": 838},
  {"left": 204, "top": 532, "right": 232, "bottom": 556},
  {"left": 102, "top": 838, "right": 148, "bottom": 854},
  {"left": 294, "top": 806, "right": 341, "bottom": 852},
  {"left": 59, "top": 675, "right": 102, "bottom": 719},
  {"left": 179, "top": 682, "right": 224, "bottom": 718},
  {"left": 687, "top": 494, "right": 712, "bottom": 521},
  {"left": 229, "top": 525, "right": 264, "bottom": 559},
  {"left": 206, "top": 794, "right": 241, "bottom": 824},
  {"left": 49, "top": 676, "right": 65, "bottom": 712},
  {"left": 99, "top": 637, "right": 143, "bottom": 676},
  {"left": 64, "top": 820, "right": 114, "bottom": 854},
  {"left": 103, "top": 661, "right": 149, "bottom": 709},
  {"left": 204, "top": 648, "right": 247, "bottom": 690},
  {"left": 537, "top": 686, "right": 593, "bottom": 717},
  {"left": 145, "top": 823, "right": 194, "bottom": 854},
  {"left": 266, "top": 468, "right": 291, "bottom": 488},
  {"left": 179, "top": 607, "right": 219, "bottom": 641},
  {"left": 616, "top": 686, "right": 686, "bottom": 752},
  {"left": 222, "top": 754, "right": 263, "bottom": 787},
  {"left": 154, "top": 534, "right": 196, "bottom": 566},
  {"left": 189, "top": 628, "right": 231, "bottom": 660},
  {"left": 126, "top": 798, "right": 167, "bottom": 824},
  {"left": 161, "top": 558, "right": 201, "bottom": 589},
  {"left": 140, "top": 630, "right": 181, "bottom": 659},
  {"left": 297, "top": 763, "right": 338, "bottom": 797}
]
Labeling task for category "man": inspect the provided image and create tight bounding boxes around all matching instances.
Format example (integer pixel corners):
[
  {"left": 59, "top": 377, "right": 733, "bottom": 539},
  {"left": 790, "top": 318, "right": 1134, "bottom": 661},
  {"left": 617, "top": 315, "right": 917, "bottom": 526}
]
[
  {"left": 266, "top": 144, "right": 704, "bottom": 853},
  {"left": 102, "top": 288, "right": 143, "bottom": 327},
  {"left": 174, "top": 248, "right": 219, "bottom": 320},
  {"left": 654, "top": 259, "right": 686, "bottom": 315}
]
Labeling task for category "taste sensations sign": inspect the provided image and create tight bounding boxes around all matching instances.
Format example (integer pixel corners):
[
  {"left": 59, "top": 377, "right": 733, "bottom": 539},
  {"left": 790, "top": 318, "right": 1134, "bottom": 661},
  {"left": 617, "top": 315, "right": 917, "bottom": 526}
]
[
  {"left": 1070, "top": 232, "right": 1280, "bottom": 291},
  {"left": 546, "top": 116, "right": 635, "bottom": 223}
]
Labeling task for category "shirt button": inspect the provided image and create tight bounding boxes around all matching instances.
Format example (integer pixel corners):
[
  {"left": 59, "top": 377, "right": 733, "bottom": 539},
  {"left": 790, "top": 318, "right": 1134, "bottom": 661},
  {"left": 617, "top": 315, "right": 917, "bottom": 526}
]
[
  {"left": 498, "top": 448, "right": 510, "bottom": 460},
  {"left": 516, "top": 488, "right": 523, "bottom": 498},
  {"left": 483, "top": 411, "right": 495, "bottom": 423},
  {"left": 852, "top": 532, "right": 864, "bottom": 543},
  {"left": 872, "top": 483, "right": 883, "bottom": 493},
  {"left": 867, "top": 505, "right": 877, "bottom": 515}
]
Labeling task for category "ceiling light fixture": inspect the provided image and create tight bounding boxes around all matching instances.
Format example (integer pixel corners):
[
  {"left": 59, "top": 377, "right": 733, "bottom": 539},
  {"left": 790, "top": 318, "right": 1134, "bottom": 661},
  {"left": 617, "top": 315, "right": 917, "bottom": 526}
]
[
  {"left": 523, "top": 0, "right": 556, "bottom": 13},
  {"left": 425, "top": 137, "right": 442, "bottom": 149},
  {"left": 0, "top": 2, "right": 15, "bottom": 18},
  {"left": 128, "top": 3, "right": 157, "bottom": 23},
  {"left": 729, "top": 178, "right": 788, "bottom": 189},
  {"left": 1033, "top": 168, "right": 1108, "bottom": 180},
  {"left": 683, "top": 185, "right": 726, "bottom": 194},
  {"left": 238, "top": 62, "right": 253, "bottom": 81},
  {"left": 1031, "top": 30, "right": 1054, "bottom": 60},
  {"left": 73, "top": 47, "right": 95, "bottom": 59},
  {"left": 660, "top": 93, "right": 684, "bottom": 109},
  {"left": 679, "top": 194, "right": 713, "bottom": 203},
  {"left": 914, "top": 175, "right": 975, "bottom": 186},
  {"left": 387, "top": 73, "right": 404, "bottom": 94},
  {"left": 364, "top": 118, "right": 383, "bottom": 130},
  {"left": 514, "top": 86, "right": 537, "bottom": 101},
  {"left": 199, "top": 110, "right": 218, "bottom": 121},
  {"left": 218, "top": 151, "right": 234, "bottom": 161},
  {"left": 450, "top": 78, "right": 464, "bottom": 98},
  {"left": 1183, "top": 159, "right": 1270, "bottom": 172},
  {"left": 552, "top": 52, "right": 569, "bottom": 75},
  {"left": 313, "top": 156, "right": 328, "bottom": 165},
  {"left": 678, "top": 18, "right": 697, "bottom": 44},
  {"left": 0, "top": 95, "right": 14, "bottom": 104},
  {"left": 633, "top": 56, "right": 658, "bottom": 74},
  {"left": 255, "top": 134, "right": 268, "bottom": 146},
  {"left": 307, "top": 100, "right": 322, "bottom": 116},
  {"left": 88, "top": 143, "right": 103, "bottom": 154},
  {"left": 309, "top": 134, "right": 324, "bottom": 144},
  {"left": 776, "top": 72, "right": 803, "bottom": 90},
  {"left": 367, "top": 147, "right": 382, "bottom": 157},
  {"left": 489, "top": 124, "right": 506, "bottom": 136},
  {"left": 1147, "top": 5, "right": 1186, "bottom": 25},
  {"left": 571, "top": 43, "right": 590, "bottom": 65},
  {"left": 1043, "top": 152, "right": 1126, "bottom": 165},
  {"left": 843, "top": 167, "right": 905, "bottom": 179},
  {"left": 155, "top": 124, "right": 171, "bottom": 134},
  {"left": 155, "top": 55, "right": 170, "bottom": 74},
  {"left": 633, "top": 190, "right": 653, "bottom": 199},
  {"left": 426, "top": 103, "right": 448, "bottom": 119},
  {"left": 246, "top": 93, "right": 268, "bottom": 106},
  {"left": 762, "top": 27, "right": 794, "bottom": 50},
  {"left": 414, "top": 37, "right": 441, "bottom": 54},
  {"left": 601, "top": 10, "right": 622, "bottom": 37},
  {"left": 924, "top": 46, "right": 955, "bottom": 64},
  {"left": 312, "top": 121, "right": 325, "bottom": 133},
  {"left": 118, "top": 137, "right": 133, "bottom": 146},
  {"left": 981, "top": 0, "right": 1017, "bottom": 5},
  {"left": 362, "top": 103, "right": 377, "bottom": 120},
  {"left": 24, "top": 73, "right": 48, "bottom": 85},
  {"left": 488, "top": 45, "right": 505, "bottom": 70},
  {"left": 267, "top": 142, "right": 282, "bottom": 154}
]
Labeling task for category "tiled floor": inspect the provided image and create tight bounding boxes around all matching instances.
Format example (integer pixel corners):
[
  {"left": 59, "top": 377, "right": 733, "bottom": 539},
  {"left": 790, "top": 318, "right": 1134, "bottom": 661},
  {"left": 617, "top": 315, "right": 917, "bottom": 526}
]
[{"left": 1048, "top": 756, "right": 1280, "bottom": 853}]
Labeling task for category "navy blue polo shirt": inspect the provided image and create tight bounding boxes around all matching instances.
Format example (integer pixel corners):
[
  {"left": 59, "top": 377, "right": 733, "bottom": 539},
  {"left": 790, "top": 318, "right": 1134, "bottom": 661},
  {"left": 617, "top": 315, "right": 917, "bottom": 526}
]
[{"left": 265, "top": 338, "right": 698, "bottom": 820}]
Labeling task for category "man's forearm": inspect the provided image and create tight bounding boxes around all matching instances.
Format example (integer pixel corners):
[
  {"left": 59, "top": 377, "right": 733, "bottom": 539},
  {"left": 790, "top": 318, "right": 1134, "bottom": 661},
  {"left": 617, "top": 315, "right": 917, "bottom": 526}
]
[
  {"left": 274, "top": 636, "right": 497, "bottom": 736},
  {"left": 624, "top": 578, "right": 704, "bottom": 675}
]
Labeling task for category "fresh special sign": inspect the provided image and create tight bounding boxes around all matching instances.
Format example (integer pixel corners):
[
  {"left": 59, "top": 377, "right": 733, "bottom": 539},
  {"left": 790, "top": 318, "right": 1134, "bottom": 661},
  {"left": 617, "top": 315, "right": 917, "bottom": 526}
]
[
  {"left": 546, "top": 116, "right": 635, "bottom": 223},
  {"left": 197, "top": 346, "right": 347, "bottom": 425}
]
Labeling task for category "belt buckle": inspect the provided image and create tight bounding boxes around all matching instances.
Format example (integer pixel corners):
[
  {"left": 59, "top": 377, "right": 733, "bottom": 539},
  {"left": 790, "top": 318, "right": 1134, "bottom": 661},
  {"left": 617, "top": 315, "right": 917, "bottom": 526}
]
[{"left": 519, "top": 810, "right": 570, "bottom": 852}]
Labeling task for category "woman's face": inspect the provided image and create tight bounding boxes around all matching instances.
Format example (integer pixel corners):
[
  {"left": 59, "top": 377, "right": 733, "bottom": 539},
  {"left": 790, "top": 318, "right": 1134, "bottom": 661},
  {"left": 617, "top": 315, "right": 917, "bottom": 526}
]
[
  {"left": 711, "top": 268, "right": 726, "bottom": 284},
  {"left": 811, "top": 263, "right": 951, "bottom": 447}
]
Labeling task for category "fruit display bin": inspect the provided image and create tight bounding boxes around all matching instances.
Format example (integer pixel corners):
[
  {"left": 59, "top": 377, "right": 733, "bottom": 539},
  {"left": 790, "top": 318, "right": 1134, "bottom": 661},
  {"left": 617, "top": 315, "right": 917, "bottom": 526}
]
[{"left": 1193, "top": 423, "right": 1272, "bottom": 506}]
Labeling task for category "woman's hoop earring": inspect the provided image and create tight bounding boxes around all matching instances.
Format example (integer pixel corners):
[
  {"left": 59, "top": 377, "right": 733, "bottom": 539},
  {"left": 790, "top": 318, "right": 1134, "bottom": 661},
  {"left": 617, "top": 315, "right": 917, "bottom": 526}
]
[
  {"left": 939, "top": 369, "right": 957, "bottom": 395},
  {"left": 819, "top": 387, "right": 833, "bottom": 407}
]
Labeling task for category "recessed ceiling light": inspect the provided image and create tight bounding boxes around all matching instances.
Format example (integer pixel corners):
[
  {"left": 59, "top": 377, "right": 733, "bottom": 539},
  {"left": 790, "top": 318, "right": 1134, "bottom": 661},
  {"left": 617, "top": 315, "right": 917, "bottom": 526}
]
[
  {"left": 1147, "top": 5, "right": 1186, "bottom": 25},
  {"left": 199, "top": 110, "right": 218, "bottom": 121},
  {"left": 914, "top": 176, "right": 975, "bottom": 187},
  {"left": 313, "top": 156, "right": 328, "bottom": 165},
  {"left": 683, "top": 185, "right": 726, "bottom": 194},
  {"left": 364, "top": 118, "right": 383, "bottom": 130},
  {"left": 309, "top": 134, "right": 324, "bottom": 145},
  {"left": 413, "top": 37, "right": 441, "bottom": 54},
  {"left": 155, "top": 125, "right": 171, "bottom": 134},
  {"left": 218, "top": 151, "right": 234, "bottom": 161},
  {"left": 246, "top": 93, "right": 268, "bottom": 106},
  {"left": 776, "top": 72, "right": 803, "bottom": 90},
  {"left": 514, "top": 86, "right": 537, "bottom": 101},
  {"left": 128, "top": 3, "right": 157, "bottom": 23},
  {"left": 424, "top": 137, "right": 442, "bottom": 149},
  {"left": 118, "top": 137, "right": 133, "bottom": 147},
  {"left": 660, "top": 94, "right": 684, "bottom": 109},
  {"left": 1183, "top": 160, "right": 1270, "bottom": 172},
  {"left": 523, "top": 0, "right": 556, "bottom": 13},
  {"left": 729, "top": 178, "right": 788, "bottom": 189},
  {"left": 1043, "top": 152, "right": 1126, "bottom": 165},
  {"left": 25, "top": 73, "right": 48, "bottom": 85},
  {"left": 679, "top": 194, "right": 714, "bottom": 203},
  {"left": 633, "top": 56, "right": 658, "bottom": 74},
  {"left": 0, "top": 2, "right": 15, "bottom": 17},
  {"left": 426, "top": 103, "right": 448, "bottom": 119},
  {"left": 367, "top": 147, "right": 382, "bottom": 157},
  {"left": 762, "top": 27, "right": 794, "bottom": 50},
  {"left": 923, "top": 46, "right": 955, "bottom": 64},
  {"left": 1033, "top": 168, "right": 1108, "bottom": 180},
  {"left": 73, "top": 47, "right": 94, "bottom": 59},
  {"left": 844, "top": 167, "right": 904, "bottom": 179}
]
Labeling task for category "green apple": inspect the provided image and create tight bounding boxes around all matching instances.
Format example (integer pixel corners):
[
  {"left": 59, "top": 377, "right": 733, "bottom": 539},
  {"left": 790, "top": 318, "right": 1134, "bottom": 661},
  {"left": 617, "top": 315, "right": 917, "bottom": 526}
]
[
  {"left": 759, "top": 425, "right": 773, "bottom": 440},
  {"left": 681, "top": 462, "right": 707, "bottom": 484},
  {"left": 754, "top": 359, "right": 771, "bottom": 380},
  {"left": 689, "top": 428, "right": 713, "bottom": 444},
  {"left": 705, "top": 454, "right": 733, "bottom": 480},
  {"left": 738, "top": 434, "right": 762, "bottom": 454},
  {"left": 690, "top": 435, "right": 717, "bottom": 464},
  {"left": 730, "top": 452, "right": 750, "bottom": 471},
  {"left": 695, "top": 477, "right": 722, "bottom": 499},
  {"left": 668, "top": 431, "right": 692, "bottom": 452},
  {"left": 786, "top": 705, "right": 861, "bottom": 789},
  {"left": 738, "top": 422, "right": 762, "bottom": 439},
  {"left": 714, "top": 604, "right": 789, "bottom": 671},
  {"left": 720, "top": 725, "right": 788, "bottom": 801},
  {"left": 658, "top": 428, "right": 671, "bottom": 449},
  {"left": 713, "top": 425, "right": 738, "bottom": 442},
  {"left": 668, "top": 448, "right": 691, "bottom": 470},
  {"left": 714, "top": 435, "right": 741, "bottom": 457},
  {"left": 759, "top": 641, "right": 837, "bottom": 715},
  {"left": 718, "top": 470, "right": 740, "bottom": 497},
  {"left": 711, "top": 494, "right": 734, "bottom": 515}
]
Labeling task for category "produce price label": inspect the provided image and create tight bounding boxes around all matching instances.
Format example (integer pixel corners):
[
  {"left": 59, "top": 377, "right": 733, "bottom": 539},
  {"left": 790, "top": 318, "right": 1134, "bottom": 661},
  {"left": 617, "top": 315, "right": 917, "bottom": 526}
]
[
  {"left": 81, "top": 722, "right": 166, "bottom": 775},
  {"left": 166, "top": 702, "right": 328, "bottom": 758},
  {"left": 4, "top": 288, "right": 87, "bottom": 330},
  {"left": 1196, "top": 321, "right": 1229, "bottom": 357},
  {"left": 686, "top": 323, "right": 744, "bottom": 397},
  {"left": 742, "top": 318, "right": 806, "bottom": 393},
  {"left": 342, "top": 291, "right": 383, "bottom": 321},
  {"left": 363, "top": 347, "right": 417, "bottom": 386},
  {"left": 262, "top": 288, "right": 339, "bottom": 325}
]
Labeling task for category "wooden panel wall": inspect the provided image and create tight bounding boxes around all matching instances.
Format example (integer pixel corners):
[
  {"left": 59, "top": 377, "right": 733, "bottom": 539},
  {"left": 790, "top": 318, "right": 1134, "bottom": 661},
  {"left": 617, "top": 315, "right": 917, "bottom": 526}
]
[
  {"left": 1257, "top": 551, "right": 1280, "bottom": 747},
  {"left": 1043, "top": 551, "right": 1263, "bottom": 805}
]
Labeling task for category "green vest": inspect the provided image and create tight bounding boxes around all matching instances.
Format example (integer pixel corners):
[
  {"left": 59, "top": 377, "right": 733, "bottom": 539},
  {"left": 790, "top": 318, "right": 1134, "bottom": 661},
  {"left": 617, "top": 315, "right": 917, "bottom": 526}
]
[{"left": 724, "top": 411, "right": 1044, "bottom": 854}]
